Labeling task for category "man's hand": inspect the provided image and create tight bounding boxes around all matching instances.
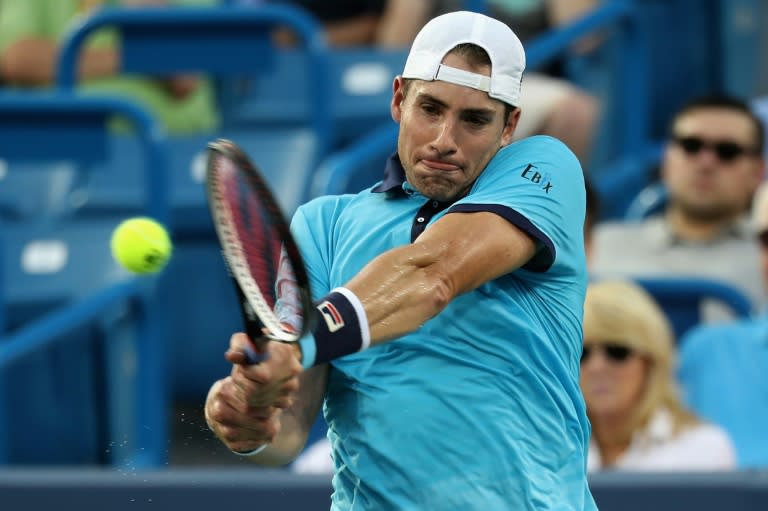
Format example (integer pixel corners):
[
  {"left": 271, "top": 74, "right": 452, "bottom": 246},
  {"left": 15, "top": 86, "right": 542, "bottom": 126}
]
[{"left": 204, "top": 333, "right": 302, "bottom": 454}]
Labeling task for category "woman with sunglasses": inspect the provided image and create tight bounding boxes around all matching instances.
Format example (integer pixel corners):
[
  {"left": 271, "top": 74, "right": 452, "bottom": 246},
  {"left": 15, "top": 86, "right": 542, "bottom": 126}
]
[{"left": 581, "top": 279, "right": 736, "bottom": 471}]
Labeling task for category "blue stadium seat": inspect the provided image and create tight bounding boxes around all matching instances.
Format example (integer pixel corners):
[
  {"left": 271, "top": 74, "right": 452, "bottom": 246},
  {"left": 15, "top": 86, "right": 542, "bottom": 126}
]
[
  {"left": 0, "top": 94, "right": 169, "bottom": 467},
  {"left": 221, "top": 47, "right": 407, "bottom": 150},
  {"left": 624, "top": 181, "right": 668, "bottom": 222},
  {"left": 634, "top": 276, "right": 753, "bottom": 341},
  {"left": 719, "top": 0, "right": 765, "bottom": 98}
]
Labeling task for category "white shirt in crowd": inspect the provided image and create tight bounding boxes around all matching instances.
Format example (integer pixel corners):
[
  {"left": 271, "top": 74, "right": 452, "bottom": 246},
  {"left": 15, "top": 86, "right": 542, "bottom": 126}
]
[
  {"left": 292, "top": 437, "right": 334, "bottom": 475},
  {"left": 587, "top": 409, "right": 737, "bottom": 472}
]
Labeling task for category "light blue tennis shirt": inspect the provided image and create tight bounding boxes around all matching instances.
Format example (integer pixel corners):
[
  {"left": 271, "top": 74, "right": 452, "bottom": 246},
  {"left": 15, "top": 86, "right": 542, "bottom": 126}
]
[{"left": 291, "top": 136, "right": 595, "bottom": 510}]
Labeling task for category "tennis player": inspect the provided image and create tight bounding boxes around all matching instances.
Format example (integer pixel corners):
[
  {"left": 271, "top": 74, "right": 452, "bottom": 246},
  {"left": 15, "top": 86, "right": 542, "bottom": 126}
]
[{"left": 206, "top": 10, "right": 595, "bottom": 510}]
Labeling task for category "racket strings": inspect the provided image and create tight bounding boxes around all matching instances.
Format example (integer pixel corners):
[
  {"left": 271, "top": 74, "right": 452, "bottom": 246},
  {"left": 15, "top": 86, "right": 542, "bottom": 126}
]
[
  {"left": 206, "top": 143, "right": 310, "bottom": 343},
  {"left": 222, "top": 170, "right": 280, "bottom": 310}
]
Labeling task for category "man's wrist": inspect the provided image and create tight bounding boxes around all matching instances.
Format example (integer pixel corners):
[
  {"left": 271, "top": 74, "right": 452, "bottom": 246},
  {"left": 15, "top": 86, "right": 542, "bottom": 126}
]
[
  {"left": 231, "top": 443, "right": 269, "bottom": 457},
  {"left": 300, "top": 287, "right": 370, "bottom": 369}
]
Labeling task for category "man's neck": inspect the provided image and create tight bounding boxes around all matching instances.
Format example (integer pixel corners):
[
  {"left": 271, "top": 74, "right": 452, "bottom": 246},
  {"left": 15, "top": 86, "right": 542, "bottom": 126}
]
[{"left": 665, "top": 207, "right": 738, "bottom": 242}]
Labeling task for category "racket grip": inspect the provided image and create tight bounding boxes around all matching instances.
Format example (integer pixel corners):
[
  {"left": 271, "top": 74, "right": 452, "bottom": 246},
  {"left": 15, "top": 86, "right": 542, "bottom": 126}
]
[{"left": 242, "top": 342, "right": 268, "bottom": 364}]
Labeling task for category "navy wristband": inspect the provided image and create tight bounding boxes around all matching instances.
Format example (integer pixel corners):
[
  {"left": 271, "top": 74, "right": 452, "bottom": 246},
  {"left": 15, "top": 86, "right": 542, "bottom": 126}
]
[{"left": 305, "top": 287, "right": 370, "bottom": 367}]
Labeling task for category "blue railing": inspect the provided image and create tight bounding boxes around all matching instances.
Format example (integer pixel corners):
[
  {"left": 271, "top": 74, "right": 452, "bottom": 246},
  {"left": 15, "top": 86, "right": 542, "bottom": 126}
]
[
  {"left": 0, "top": 93, "right": 170, "bottom": 224},
  {"left": 0, "top": 93, "right": 170, "bottom": 467},
  {"left": 56, "top": 5, "right": 334, "bottom": 167}
]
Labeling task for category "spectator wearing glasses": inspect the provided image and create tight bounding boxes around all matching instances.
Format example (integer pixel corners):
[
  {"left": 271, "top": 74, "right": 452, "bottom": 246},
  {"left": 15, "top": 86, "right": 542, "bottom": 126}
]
[
  {"left": 675, "top": 181, "right": 768, "bottom": 468},
  {"left": 591, "top": 95, "right": 767, "bottom": 315},
  {"left": 581, "top": 279, "right": 736, "bottom": 471}
]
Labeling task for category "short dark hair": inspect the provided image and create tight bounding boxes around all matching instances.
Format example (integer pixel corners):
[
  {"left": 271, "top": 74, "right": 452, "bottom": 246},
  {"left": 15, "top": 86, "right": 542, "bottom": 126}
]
[
  {"left": 671, "top": 95, "right": 765, "bottom": 155},
  {"left": 402, "top": 43, "right": 516, "bottom": 120}
]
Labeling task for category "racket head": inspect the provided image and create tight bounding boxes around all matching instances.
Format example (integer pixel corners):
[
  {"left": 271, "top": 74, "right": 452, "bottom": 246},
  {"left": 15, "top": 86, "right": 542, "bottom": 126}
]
[{"left": 205, "top": 138, "right": 313, "bottom": 343}]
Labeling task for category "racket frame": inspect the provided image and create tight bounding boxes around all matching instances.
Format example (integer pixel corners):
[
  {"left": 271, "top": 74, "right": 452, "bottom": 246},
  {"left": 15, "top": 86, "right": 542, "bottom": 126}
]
[{"left": 205, "top": 138, "right": 314, "bottom": 343}]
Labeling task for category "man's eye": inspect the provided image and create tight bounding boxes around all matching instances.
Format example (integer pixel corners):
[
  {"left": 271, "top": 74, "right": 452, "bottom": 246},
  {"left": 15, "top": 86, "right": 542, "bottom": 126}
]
[
  {"left": 421, "top": 104, "right": 440, "bottom": 115},
  {"left": 465, "top": 116, "right": 488, "bottom": 126}
]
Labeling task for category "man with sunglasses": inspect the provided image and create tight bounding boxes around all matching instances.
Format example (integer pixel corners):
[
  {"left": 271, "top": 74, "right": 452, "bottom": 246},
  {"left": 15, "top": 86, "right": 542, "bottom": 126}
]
[{"left": 591, "top": 95, "right": 767, "bottom": 317}]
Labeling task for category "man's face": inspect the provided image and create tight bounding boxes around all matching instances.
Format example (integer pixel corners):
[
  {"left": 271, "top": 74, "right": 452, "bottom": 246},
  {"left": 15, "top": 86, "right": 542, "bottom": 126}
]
[
  {"left": 663, "top": 107, "right": 764, "bottom": 222},
  {"left": 390, "top": 53, "right": 518, "bottom": 203}
]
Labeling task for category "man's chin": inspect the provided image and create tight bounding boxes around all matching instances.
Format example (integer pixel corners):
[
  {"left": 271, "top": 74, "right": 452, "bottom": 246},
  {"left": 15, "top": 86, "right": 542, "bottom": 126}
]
[{"left": 414, "top": 178, "right": 464, "bottom": 202}]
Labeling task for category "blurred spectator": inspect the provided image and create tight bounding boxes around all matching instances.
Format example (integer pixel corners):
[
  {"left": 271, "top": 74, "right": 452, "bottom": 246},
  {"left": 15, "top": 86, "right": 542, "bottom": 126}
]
[
  {"left": 582, "top": 279, "right": 736, "bottom": 471},
  {"left": 291, "top": 435, "right": 332, "bottom": 475},
  {"left": 0, "top": 0, "right": 219, "bottom": 135},
  {"left": 266, "top": 0, "right": 386, "bottom": 47},
  {"left": 676, "top": 181, "right": 768, "bottom": 469},
  {"left": 591, "top": 95, "right": 767, "bottom": 315}
]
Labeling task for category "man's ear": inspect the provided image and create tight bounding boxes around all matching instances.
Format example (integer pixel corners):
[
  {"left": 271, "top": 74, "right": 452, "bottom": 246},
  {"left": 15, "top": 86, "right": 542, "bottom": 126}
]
[
  {"left": 391, "top": 76, "right": 406, "bottom": 123},
  {"left": 501, "top": 107, "right": 521, "bottom": 147}
]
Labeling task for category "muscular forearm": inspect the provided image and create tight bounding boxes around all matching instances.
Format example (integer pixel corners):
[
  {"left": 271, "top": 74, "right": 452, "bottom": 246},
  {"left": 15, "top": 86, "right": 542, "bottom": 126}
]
[
  {"left": 345, "top": 243, "right": 454, "bottom": 344},
  {"left": 345, "top": 212, "right": 536, "bottom": 345},
  {"left": 237, "top": 365, "right": 328, "bottom": 466},
  {"left": 243, "top": 409, "right": 310, "bottom": 466}
]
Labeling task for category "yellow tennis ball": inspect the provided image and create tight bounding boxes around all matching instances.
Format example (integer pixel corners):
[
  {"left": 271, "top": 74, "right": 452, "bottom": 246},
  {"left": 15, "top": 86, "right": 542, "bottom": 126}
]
[{"left": 110, "top": 217, "right": 172, "bottom": 274}]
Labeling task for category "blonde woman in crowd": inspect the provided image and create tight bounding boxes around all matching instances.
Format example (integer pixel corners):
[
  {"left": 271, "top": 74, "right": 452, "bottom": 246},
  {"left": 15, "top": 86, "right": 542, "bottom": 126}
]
[{"left": 581, "top": 280, "right": 736, "bottom": 471}]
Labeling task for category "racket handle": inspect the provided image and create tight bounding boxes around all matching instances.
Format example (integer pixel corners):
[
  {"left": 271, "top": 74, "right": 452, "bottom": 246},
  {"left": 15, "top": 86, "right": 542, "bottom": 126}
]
[{"left": 242, "top": 341, "right": 268, "bottom": 364}]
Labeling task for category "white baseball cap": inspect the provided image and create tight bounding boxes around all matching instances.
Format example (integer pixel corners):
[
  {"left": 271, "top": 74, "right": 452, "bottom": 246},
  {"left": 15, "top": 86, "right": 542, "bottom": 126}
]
[{"left": 402, "top": 10, "right": 526, "bottom": 107}]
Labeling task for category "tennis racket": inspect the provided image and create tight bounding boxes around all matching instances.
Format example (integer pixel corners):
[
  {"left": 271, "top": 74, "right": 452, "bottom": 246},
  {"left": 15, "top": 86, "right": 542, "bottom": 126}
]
[{"left": 205, "top": 138, "right": 314, "bottom": 363}]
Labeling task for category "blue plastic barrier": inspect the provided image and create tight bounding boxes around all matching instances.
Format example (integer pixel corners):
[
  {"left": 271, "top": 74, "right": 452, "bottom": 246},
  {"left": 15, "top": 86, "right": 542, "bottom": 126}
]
[
  {"left": 634, "top": 276, "right": 754, "bottom": 340},
  {"left": 56, "top": 5, "right": 333, "bottom": 222},
  {"left": 0, "top": 94, "right": 170, "bottom": 467},
  {"left": 0, "top": 468, "right": 767, "bottom": 511}
]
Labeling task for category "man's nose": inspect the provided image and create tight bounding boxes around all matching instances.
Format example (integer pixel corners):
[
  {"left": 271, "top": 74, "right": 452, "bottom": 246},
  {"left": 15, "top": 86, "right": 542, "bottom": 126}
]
[{"left": 430, "top": 119, "right": 458, "bottom": 155}]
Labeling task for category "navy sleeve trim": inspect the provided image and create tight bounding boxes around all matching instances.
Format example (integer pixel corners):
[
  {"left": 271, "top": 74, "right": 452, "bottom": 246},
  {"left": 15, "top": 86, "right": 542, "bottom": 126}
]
[{"left": 447, "top": 203, "right": 556, "bottom": 272}]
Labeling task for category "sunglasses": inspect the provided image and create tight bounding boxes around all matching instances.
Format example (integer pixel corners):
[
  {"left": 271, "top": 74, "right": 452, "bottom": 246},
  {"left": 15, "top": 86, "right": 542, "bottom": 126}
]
[
  {"left": 672, "top": 135, "right": 759, "bottom": 163},
  {"left": 580, "top": 343, "right": 634, "bottom": 364}
]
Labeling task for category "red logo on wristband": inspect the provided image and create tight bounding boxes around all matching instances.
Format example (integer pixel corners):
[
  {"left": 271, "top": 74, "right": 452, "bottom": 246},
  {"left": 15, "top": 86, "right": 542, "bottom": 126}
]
[{"left": 318, "top": 301, "right": 344, "bottom": 332}]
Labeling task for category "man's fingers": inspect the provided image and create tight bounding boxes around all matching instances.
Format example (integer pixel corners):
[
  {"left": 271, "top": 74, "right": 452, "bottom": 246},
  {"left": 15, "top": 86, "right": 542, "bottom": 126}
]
[
  {"left": 205, "top": 379, "right": 283, "bottom": 448},
  {"left": 225, "top": 332, "right": 270, "bottom": 365},
  {"left": 225, "top": 348, "right": 249, "bottom": 365}
]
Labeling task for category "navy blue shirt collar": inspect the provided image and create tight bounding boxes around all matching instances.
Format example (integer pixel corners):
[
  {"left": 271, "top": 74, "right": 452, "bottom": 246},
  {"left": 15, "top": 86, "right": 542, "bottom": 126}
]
[{"left": 372, "top": 152, "right": 407, "bottom": 194}]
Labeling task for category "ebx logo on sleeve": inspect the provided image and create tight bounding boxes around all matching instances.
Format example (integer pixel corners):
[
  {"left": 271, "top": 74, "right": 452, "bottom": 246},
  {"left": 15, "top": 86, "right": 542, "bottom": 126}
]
[
  {"left": 520, "top": 164, "right": 553, "bottom": 194},
  {"left": 318, "top": 300, "right": 345, "bottom": 332}
]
